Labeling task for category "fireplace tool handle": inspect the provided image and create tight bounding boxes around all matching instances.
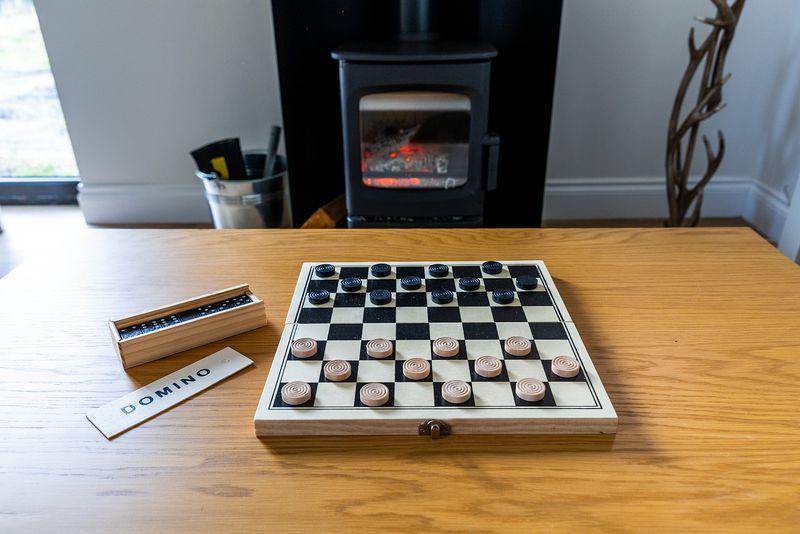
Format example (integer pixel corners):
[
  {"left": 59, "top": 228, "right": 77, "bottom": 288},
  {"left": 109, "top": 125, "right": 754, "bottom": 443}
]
[{"left": 482, "top": 134, "right": 501, "bottom": 192}]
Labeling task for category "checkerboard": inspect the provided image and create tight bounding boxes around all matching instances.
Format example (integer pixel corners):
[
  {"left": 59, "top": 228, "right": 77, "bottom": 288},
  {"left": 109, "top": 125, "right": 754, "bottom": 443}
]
[{"left": 254, "top": 261, "right": 617, "bottom": 437}]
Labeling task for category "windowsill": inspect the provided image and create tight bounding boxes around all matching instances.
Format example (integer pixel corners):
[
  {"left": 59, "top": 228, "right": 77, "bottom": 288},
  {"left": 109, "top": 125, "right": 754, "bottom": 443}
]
[
  {"left": 0, "top": 177, "right": 80, "bottom": 205},
  {"left": 0, "top": 176, "right": 80, "bottom": 182}
]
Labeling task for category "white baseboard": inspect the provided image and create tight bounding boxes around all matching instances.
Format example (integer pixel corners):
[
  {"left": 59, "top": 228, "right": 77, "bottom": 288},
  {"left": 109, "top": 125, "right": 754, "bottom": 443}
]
[
  {"left": 78, "top": 183, "right": 212, "bottom": 225},
  {"left": 742, "top": 181, "right": 790, "bottom": 242},
  {"left": 79, "top": 176, "right": 790, "bottom": 242},
  {"left": 543, "top": 175, "right": 752, "bottom": 219},
  {"left": 778, "top": 180, "right": 800, "bottom": 262},
  {"left": 543, "top": 175, "right": 789, "bottom": 241}
]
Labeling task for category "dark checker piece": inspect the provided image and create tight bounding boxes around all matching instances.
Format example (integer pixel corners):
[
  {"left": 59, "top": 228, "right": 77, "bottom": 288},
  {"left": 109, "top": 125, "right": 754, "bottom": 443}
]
[
  {"left": 492, "top": 288, "right": 515, "bottom": 304},
  {"left": 431, "top": 288, "right": 454, "bottom": 304},
  {"left": 400, "top": 275, "right": 422, "bottom": 290},
  {"left": 315, "top": 264, "right": 336, "bottom": 277},
  {"left": 370, "top": 263, "right": 392, "bottom": 277},
  {"left": 482, "top": 261, "right": 503, "bottom": 275},
  {"left": 458, "top": 277, "right": 481, "bottom": 291},
  {"left": 308, "top": 289, "right": 330, "bottom": 304},
  {"left": 369, "top": 289, "right": 392, "bottom": 305},
  {"left": 516, "top": 275, "right": 538, "bottom": 290},
  {"left": 340, "top": 277, "right": 363, "bottom": 292},
  {"left": 428, "top": 264, "right": 449, "bottom": 277}
]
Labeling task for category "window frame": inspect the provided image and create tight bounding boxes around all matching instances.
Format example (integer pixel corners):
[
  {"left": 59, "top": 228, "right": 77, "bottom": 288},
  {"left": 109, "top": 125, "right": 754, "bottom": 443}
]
[{"left": 0, "top": 177, "right": 79, "bottom": 205}]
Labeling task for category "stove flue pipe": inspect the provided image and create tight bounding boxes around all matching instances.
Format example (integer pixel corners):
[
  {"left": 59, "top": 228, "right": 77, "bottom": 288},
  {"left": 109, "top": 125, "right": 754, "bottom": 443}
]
[{"left": 396, "top": 0, "right": 439, "bottom": 42}]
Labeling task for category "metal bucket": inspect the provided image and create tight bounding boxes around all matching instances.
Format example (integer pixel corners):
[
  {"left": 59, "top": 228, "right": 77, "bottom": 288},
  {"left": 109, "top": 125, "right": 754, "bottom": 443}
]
[{"left": 197, "top": 154, "right": 288, "bottom": 228}]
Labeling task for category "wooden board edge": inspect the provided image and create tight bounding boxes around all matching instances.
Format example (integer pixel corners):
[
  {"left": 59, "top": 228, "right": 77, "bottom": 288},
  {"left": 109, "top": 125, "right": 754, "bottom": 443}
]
[
  {"left": 254, "top": 416, "right": 618, "bottom": 437},
  {"left": 563, "top": 322, "right": 617, "bottom": 420},
  {"left": 254, "top": 324, "right": 295, "bottom": 421},
  {"left": 532, "top": 260, "right": 573, "bottom": 324},
  {"left": 284, "top": 263, "right": 313, "bottom": 324}
]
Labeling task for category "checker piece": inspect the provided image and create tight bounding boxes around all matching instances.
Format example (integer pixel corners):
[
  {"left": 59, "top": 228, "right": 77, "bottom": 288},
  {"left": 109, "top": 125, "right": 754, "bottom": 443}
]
[
  {"left": 369, "top": 289, "right": 392, "bottom": 305},
  {"left": 341, "top": 277, "right": 362, "bottom": 292},
  {"left": 324, "top": 360, "right": 351, "bottom": 381},
  {"left": 291, "top": 338, "right": 318, "bottom": 358},
  {"left": 516, "top": 275, "right": 538, "bottom": 290},
  {"left": 516, "top": 378, "right": 546, "bottom": 402},
  {"left": 315, "top": 263, "right": 336, "bottom": 277},
  {"left": 370, "top": 263, "right": 392, "bottom": 277},
  {"left": 428, "top": 264, "right": 449, "bottom": 277},
  {"left": 360, "top": 383, "right": 390, "bottom": 406},
  {"left": 504, "top": 336, "right": 532, "bottom": 356},
  {"left": 474, "top": 356, "right": 503, "bottom": 378},
  {"left": 402, "top": 358, "right": 431, "bottom": 380},
  {"left": 551, "top": 355, "right": 581, "bottom": 378},
  {"left": 431, "top": 288, "right": 454, "bottom": 304},
  {"left": 458, "top": 277, "right": 481, "bottom": 291},
  {"left": 442, "top": 380, "right": 471, "bottom": 404},
  {"left": 400, "top": 275, "right": 422, "bottom": 290},
  {"left": 481, "top": 261, "right": 503, "bottom": 274},
  {"left": 281, "top": 381, "right": 312, "bottom": 405},
  {"left": 308, "top": 289, "right": 330, "bottom": 305},
  {"left": 366, "top": 338, "right": 393, "bottom": 358},
  {"left": 492, "top": 288, "right": 515, "bottom": 304},
  {"left": 432, "top": 337, "right": 459, "bottom": 357}
]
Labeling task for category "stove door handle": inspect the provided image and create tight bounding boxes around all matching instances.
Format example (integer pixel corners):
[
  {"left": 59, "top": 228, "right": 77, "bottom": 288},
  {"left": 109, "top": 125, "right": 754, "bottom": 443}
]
[{"left": 482, "top": 134, "right": 500, "bottom": 192}]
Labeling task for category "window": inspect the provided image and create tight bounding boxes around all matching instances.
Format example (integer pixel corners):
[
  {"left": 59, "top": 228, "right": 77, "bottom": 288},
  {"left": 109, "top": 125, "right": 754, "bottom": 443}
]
[{"left": 0, "top": 0, "right": 78, "bottom": 203}]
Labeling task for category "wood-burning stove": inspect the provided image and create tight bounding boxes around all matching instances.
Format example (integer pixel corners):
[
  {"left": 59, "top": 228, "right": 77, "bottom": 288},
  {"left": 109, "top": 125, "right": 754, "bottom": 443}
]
[
  {"left": 332, "top": 1, "right": 499, "bottom": 227},
  {"left": 272, "top": 0, "right": 562, "bottom": 228}
]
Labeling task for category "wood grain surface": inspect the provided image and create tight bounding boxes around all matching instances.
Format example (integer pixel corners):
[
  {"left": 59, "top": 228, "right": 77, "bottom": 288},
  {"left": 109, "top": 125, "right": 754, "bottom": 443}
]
[{"left": 1, "top": 228, "right": 799, "bottom": 532}]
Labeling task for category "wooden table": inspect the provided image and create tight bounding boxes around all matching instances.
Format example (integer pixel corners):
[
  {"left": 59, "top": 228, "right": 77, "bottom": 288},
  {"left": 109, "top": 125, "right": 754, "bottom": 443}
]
[{"left": 2, "top": 228, "right": 799, "bottom": 531}]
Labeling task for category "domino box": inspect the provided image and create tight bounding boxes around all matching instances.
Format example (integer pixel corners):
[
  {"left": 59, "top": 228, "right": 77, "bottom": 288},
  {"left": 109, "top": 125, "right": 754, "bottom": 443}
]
[{"left": 109, "top": 284, "right": 266, "bottom": 368}]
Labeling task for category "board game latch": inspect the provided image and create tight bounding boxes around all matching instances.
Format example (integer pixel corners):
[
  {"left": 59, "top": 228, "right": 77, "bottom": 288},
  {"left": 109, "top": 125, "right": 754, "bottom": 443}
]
[{"left": 419, "top": 419, "right": 450, "bottom": 439}]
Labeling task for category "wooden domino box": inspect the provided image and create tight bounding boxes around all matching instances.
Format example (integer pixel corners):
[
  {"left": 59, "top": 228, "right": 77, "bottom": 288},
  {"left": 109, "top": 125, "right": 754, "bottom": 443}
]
[{"left": 109, "top": 284, "right": 266, "bottom": 368}]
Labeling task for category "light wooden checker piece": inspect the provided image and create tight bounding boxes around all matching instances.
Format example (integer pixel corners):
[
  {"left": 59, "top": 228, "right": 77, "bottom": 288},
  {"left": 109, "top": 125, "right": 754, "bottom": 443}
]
[{"left": 255, "top": 261, "right": 617, "bottom": 437}]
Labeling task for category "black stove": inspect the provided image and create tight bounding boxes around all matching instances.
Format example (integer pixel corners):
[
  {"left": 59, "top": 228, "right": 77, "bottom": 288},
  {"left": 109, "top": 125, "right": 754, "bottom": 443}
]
[
  {"left": 332, "top": 1, "right": 499, "bottom": 227},
  {"left": 271, "top": 0, "right": 563, "bottom": 229}
]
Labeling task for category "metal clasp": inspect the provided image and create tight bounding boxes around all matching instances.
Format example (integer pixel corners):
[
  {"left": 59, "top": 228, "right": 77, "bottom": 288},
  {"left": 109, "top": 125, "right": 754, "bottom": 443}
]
[{"left": 418, "top": 419, "right": 450, "bottom": 439}]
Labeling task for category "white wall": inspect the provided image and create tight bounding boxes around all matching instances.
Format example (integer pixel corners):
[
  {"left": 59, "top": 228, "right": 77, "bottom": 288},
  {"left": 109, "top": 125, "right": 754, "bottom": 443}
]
[
  {"left": 37, "top": 0, "right": 800, "bottom": 238},
  {"left": 546, "top": 0, "right": 800, "bottom": 239},
  {"left": 36, "top": 0, "right": 282, "bottom": 224}
]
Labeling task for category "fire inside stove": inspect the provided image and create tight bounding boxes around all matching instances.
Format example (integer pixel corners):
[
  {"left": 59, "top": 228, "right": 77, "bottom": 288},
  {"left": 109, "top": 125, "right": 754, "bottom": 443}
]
[{"left": 359, "top": 91, "right": 470, "bottom": 189}]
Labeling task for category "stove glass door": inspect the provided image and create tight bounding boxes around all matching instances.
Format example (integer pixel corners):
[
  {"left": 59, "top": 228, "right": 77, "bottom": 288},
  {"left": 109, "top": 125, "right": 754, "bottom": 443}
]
[{"left": 359, "top": 91, "right": 470, "bottom": 189}]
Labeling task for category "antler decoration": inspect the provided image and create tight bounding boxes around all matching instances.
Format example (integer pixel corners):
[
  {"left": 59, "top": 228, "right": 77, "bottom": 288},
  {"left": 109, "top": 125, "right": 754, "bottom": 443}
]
[{"left": 665, "top": 0, "right": 745, "bottom": 227}]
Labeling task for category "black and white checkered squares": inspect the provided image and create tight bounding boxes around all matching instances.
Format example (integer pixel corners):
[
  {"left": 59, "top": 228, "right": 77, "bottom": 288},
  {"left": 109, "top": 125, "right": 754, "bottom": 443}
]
[{"left": 277, "top": 262, "right": 595, "bottom": 409}]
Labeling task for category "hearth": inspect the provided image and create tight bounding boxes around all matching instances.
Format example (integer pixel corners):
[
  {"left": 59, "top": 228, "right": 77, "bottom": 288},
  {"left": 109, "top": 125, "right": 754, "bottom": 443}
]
[{"left": 332, "top": 1, "right": 499, "bottom": 227}]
